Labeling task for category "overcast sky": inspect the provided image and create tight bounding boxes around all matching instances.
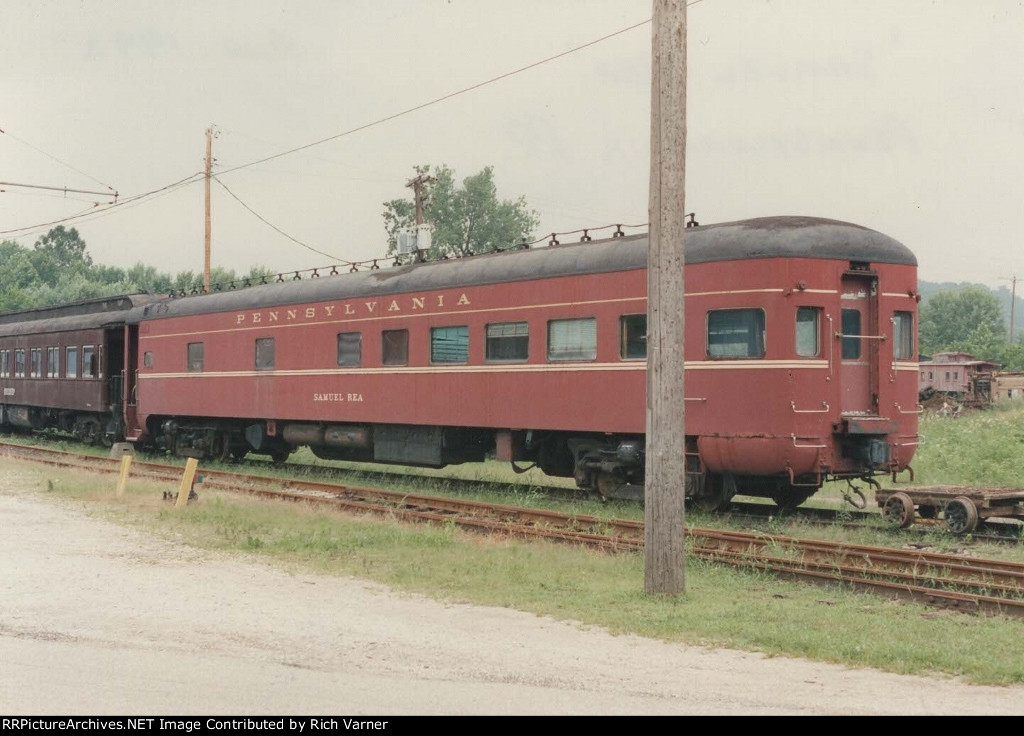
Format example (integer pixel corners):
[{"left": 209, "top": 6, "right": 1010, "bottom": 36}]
[{"left": 3, "top": 0, "right": 1022, "bottom": 289}]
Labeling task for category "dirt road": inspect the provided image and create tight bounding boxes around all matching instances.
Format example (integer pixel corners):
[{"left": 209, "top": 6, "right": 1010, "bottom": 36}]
[{"left": 2, "top": 474, "right": 1022, "bottom": 716}]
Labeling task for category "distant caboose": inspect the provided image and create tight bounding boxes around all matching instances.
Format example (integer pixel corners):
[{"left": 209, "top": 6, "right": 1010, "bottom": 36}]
[{"left": 918, "top": 351, "right": 997, "bottom": 405}]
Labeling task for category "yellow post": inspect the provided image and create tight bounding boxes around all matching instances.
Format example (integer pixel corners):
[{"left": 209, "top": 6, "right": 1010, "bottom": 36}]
[
  {"left": 175, "top": 458, "right": 200, "bottom": 509},
  {"left": 114, "top": 454, "right": 133, "bottom": 498}
]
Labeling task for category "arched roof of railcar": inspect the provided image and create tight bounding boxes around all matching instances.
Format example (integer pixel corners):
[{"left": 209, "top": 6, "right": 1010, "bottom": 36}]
[
  {"left": 0, "top": 293, "right": 162, "bottom": 338},
  {"left": 129, "top": 216, "right": 916, "bottom": 322}
]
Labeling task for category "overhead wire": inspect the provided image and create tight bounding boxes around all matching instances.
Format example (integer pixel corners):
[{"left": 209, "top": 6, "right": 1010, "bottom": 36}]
[
  {"left": 215, "top": 18, "right": 653, "bottom": 179},
  {"left": 0, "top": 127, "right": 118, "bottom": 193},
  {"left": 0, "top": 172, "right": 204, "bottom": 237},
  {"left": 213, "top": 177, "right": 350, "bottom": 264},
  {"left": 1, "top": 11, "right": 674, "bottom": 246}
]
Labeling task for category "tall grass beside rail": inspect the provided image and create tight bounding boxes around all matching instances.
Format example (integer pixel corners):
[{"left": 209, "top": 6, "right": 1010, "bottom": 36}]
[
  {"left": 13, "top": 456, "right": 1024, "bottom": 687},
  {"left": 910, "top": 400, "right": 1024, "bottom": 487}
]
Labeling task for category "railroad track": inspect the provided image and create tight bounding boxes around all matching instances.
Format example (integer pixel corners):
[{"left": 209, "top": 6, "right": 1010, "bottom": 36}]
[
  {"left": 17, "top": 432, "right": 1023, "bottom": 542},
  {"left": 4, "top": 440, "right": 1024, "bottom": 618}
]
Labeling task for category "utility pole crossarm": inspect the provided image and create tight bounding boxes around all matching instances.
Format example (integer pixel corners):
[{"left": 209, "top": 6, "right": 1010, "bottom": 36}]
[{"left": 0, "top": 181, "right": 118, "bottom": 200}]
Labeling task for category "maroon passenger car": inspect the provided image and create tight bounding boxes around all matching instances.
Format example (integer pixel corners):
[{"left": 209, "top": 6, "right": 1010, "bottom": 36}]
[
  {"left": 121, "top": 216, "right": 920, "bottom": 508},
  {"left": 0, "top": 293, "right": 159, "bottom": 445}
]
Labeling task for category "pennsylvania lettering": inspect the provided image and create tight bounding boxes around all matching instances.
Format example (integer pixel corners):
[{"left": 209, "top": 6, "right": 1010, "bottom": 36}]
[{"left": 234, "top": 291, "right": 472, "bottom": 326}]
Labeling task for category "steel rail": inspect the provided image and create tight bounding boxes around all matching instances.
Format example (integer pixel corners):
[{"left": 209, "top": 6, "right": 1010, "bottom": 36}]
[{"left": 3, "top": 440, "right": 1022, "bottom": 617}]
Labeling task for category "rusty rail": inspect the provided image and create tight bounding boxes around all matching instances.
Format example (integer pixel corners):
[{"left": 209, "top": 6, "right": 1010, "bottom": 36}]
[{"left": 3, "top": 440, "right": 1023, "bottom": 618}]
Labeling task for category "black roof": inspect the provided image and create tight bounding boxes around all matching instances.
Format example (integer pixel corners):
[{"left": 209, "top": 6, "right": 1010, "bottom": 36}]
[
  {"left": 130, "top": 216, "right": 916, "bottom": 323},
  {"left": 0, "top": 293, "right": 161, "bottom": 338}
]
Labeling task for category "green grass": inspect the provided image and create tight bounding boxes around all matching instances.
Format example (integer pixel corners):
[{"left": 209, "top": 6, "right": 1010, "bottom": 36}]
[
  {"left": 8, "top": 402, "right": 1024, "bottom": 684},
  {"left": 911, "top": 400, "right": 1024, "bottom": 487},
  {"left": 14, "top": 435, "right": 1024, "bottom": 687}
]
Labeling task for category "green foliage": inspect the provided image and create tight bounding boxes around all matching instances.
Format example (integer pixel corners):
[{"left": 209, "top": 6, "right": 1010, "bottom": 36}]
[
  {"left": 912, "top": 401, "right": 1024, "bottom": 487},
  {"left": 918, "top": 280, "right": 1024, "bottom": 369},
  {"left": 994, "top": 282, "right": 1024, "bottom": 344},
  {"left": 919, "top": 284, "right": 1006, "bottom": 357},
  {"left": 89, "top": 263, "right": 129, "bottom": 286},
  {"left": 382, "top": 164, "right": 539, "bottom": 259},
  {"left": 31, "top": 272, "right": 138, "bottom": 306},
  {"left": 380, "top": 196, "right": 416, "bottom": 254},
  {"left": 993, "top": 340, "right": 1024, "bottom": 371},
  {"left": 0, "top": 240, "right": 41, "bottom": 311},
  {"left": 0, "top": 230, "right": 276, "bottom": 311},
  {"left": 30, "top": 226, "right": 93, "bottom": 286},
  {"left": 165, "top": 265, "right": 278, "bottom": 295},
  {"left": 25, "top": 457, "right": 1024, "bottom": 686}
]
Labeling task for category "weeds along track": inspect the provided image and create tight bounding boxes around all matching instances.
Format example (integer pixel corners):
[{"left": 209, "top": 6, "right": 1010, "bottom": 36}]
[
  {"left": 242, "top": 455, "right": 581, "bottom": 500},
  {"left": 4, "top": 440, "right": 1024, "bottom": 619}
]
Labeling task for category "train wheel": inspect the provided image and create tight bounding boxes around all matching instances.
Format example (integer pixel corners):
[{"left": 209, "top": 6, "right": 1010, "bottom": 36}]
[
  {"left": 595, "top": 472, "right": 620, "bottom": 501},
  {"left": 691, "top": 474, "right": 731, "bottom": 512},
  {"left": 269, "top": 448, "right": 291, "bottom": 465},
  {"left": 770, "top": 487, "right": 813, "bottom": 511},
  {"left": 882, "top": 492, "right": 916, "bottom": 529},
  {"left": 594, "top": 472, "right": 644, "bottom": 501},
  {"left": 944, "top": 497, "right": 979, "bottom": 534},
  {"left": 208, "top": 432, "right": 232, "bottom": 463},
  {"left": 76, "top": 418, "right": 102, "bottom": 446},
  {"left": 684, "top": 471, "right": 704, "bottom": 499}
]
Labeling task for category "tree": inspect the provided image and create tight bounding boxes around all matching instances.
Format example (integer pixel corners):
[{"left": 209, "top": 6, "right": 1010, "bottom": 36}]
[
  {"left": 0, "top": 227, "right": 284, "bottom": 313},
  {"left": 919, "top": 285, "right": 1006, "bottom": 358},
  {"left": 30, "top": 226, "right": 93, "bottom": 286},
  {"left": 125, "top": 263, "right": 174, "bottom": 294},
  {"left": 0, "top": 240, "right": 41, "bottom": 311},
  {"left": 165, "top": 265, "right": 278, "bottom": 295},
  {"left": 90, "top": 263, "right": 128, "bottom": 286},
  {"left": 993, "top": 339, "right": 1024, "bottom": 371},
  {"left": 382, "top": 165, "right": 539, "bottom": 259},
  {"left": 31, "top": 272, "right": 135, "bottom": 308}
]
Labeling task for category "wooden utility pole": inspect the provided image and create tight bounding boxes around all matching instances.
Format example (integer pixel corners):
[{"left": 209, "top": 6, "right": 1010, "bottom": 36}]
[
  {"left": 406, "top": 172, "right": 435, "bottom": 262},
  {"left": 203, "top": 125, "right": 214, "bottom": 293},
  {"left": 406, "top": 172, "right": 435, "bottom": 226},
  {"left": 1008, "top": 275, "right": 1018, "bottom": 342},
  {"left": 645, "top": 0, "right": 688, "bottom": 595}
]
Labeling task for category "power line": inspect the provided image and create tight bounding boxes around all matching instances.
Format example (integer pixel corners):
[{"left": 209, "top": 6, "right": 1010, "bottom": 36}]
[
  {"left": 0, "top": 172, "right": 204, "bottom": 237},
  {"left": 213, "top": 177, "right": 349, "bottom": 264},
  {"left": 0, "top": 127, "right": 118, "bottom": 193},
  {"left": 1, "top": 14, "right": 667, "bottom": 243},
  {"left": 216, "top": 17, "right": 654, "bottom": 178}
]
